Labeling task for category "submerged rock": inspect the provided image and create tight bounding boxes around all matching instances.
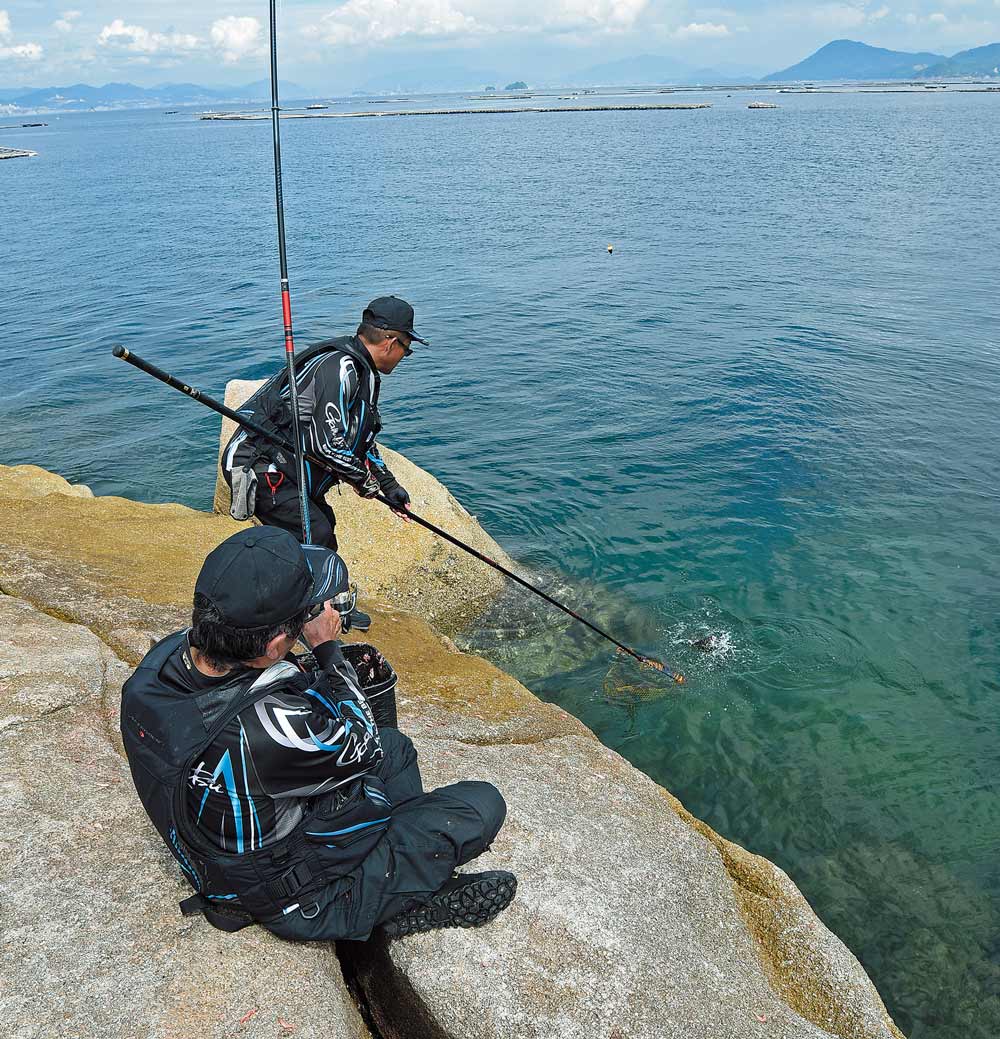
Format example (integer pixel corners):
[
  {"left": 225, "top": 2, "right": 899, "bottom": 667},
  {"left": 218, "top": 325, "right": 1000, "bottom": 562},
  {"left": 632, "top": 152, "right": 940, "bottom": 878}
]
[{"left": 0, "top": 463, "right": 903, "bottom": 1038}]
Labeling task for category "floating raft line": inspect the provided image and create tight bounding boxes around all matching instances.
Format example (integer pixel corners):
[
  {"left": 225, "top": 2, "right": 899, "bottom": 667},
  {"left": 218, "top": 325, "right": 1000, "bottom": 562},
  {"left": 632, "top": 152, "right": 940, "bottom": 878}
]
[
  {"left": 201, "top": 102, "right": 712, "bottom": 122},
  {"left": 0, "top": 147, "right": 37, "bottom": 160},
  {"left": 777, "top": 87, "right": 1000, "bottom": 94}
]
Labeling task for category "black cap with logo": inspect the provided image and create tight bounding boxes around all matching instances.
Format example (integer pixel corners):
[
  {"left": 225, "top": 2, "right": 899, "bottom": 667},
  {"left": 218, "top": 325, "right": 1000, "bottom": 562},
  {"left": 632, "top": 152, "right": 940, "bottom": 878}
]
[
  {"left": 363, "top": 295, "right": 428, "bottom": 345},
  {"left": 195, "top": 528, "right": 349, "bottom": 628}
]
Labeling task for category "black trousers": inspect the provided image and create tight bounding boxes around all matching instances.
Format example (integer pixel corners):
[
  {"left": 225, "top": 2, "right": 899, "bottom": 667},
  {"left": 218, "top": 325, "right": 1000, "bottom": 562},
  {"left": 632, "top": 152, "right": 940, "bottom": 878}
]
[
  {"left": 264, "top": 729, "right": 507, "bottom": 942},
  {"left": 255, "top": 473, "right": 339, "bottom": 550}
]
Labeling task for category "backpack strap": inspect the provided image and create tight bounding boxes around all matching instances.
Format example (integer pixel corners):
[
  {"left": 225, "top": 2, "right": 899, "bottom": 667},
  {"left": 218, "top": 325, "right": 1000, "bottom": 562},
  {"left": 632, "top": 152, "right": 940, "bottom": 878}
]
[{"left": 179, "top": 893, "right": 255, "bottom": 933}]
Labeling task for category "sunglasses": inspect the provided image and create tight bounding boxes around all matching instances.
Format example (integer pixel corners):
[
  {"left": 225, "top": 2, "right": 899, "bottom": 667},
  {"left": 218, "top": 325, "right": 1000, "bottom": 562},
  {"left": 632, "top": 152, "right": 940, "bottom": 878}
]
[{"left": 390, "top": 336, "right": 413, "bottom": 357}]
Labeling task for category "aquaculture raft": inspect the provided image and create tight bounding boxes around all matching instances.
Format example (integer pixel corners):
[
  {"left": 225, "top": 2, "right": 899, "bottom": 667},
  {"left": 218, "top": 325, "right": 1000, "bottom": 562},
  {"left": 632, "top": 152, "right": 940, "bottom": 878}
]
[
  {"left": 201, "top": 103, "right": 713, "bottom": 121},
  {"left": 0, "top": 147, "right": 37, "bottom": 160}
]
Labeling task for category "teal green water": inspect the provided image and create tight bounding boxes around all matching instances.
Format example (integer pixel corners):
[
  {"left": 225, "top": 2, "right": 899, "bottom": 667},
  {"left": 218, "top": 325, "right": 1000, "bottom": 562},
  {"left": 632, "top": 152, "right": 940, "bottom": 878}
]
[{"left": 2, "top": 91, "right": 998, "bottom": 1036}]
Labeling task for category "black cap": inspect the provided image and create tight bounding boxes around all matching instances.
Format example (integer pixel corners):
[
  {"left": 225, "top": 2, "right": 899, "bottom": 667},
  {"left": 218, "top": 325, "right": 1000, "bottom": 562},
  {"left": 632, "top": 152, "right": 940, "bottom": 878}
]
[
  {"left": 363, "top": 295, "right": 428, "bottom": 345},
  {"left": 195, "top": 528, "right": 349, "bottom": 628}
]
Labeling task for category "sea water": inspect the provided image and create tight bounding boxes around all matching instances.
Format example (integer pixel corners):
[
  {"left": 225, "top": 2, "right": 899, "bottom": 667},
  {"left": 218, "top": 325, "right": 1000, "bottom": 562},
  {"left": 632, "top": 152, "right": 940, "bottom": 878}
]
[{"left": 2, "top": 91, "right": 998, "bottom": 1038}]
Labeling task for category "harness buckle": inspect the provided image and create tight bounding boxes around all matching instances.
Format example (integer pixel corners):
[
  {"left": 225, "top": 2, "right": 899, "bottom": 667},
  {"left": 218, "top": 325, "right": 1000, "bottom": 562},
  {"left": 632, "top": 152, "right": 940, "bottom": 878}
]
[{"left": 268, "top": 861, "right": 315, "bottom": 901}]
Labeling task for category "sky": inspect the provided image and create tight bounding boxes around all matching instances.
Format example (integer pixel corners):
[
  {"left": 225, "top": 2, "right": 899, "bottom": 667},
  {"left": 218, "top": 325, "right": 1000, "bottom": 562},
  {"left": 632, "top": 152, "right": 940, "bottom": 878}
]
[{"left": 1, "top": 0, "right": 998, "bottom": 89}]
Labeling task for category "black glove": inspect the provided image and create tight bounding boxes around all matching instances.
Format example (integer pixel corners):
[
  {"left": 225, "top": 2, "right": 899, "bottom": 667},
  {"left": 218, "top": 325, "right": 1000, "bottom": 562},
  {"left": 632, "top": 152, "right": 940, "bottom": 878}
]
[
  {"left": 356, "top": 470, "right": 381, "bottom": 499},
  {"left": 381, "top": 480, "right": 411, "bottom": 512}
]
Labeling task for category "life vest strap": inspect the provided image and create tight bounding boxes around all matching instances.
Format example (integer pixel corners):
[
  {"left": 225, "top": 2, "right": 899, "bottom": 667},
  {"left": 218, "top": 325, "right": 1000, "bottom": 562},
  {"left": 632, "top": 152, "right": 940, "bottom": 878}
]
[{"left": 267, "top": 860, "right": 315, "bottom": 902}]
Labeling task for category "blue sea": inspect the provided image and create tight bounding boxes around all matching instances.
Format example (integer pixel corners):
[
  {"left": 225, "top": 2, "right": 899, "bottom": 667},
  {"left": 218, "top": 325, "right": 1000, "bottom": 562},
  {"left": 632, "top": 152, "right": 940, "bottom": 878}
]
[{"left": 2, "top": 89, "right": 998, "bottom": 1037}]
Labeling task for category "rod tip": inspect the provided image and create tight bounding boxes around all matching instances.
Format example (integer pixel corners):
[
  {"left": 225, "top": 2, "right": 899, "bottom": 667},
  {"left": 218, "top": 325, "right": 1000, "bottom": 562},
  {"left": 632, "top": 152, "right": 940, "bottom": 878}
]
[{"left": 112, "top": 345, "right": 127, "bottom": 358}]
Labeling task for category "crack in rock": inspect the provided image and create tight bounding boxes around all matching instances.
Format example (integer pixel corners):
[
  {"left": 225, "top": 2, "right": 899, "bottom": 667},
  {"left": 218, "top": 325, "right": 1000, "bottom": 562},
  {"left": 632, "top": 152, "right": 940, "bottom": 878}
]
[{"left": 338, "top": 934, "right": 452, "bottom": 1039}]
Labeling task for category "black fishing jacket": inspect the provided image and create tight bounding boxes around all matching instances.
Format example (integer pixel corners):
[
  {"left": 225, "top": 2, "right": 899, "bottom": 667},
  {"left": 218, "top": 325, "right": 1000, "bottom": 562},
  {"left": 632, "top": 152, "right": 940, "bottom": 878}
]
[
  {"left": 221, "top": 335, "right": 401, "bottom": 500},
  {"left": 121, "top": 632, "right": 393, "bottom": 932}
]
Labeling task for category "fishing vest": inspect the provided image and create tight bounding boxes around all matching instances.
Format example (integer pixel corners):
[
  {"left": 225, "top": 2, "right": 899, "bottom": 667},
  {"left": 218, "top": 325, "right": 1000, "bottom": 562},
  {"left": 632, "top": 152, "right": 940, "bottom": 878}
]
[
  {"left": 120, "top": 633, "right": 392, "bottom": 933},
  {"left": 229, "top": 335, "right": 384, "bottom": 479}
]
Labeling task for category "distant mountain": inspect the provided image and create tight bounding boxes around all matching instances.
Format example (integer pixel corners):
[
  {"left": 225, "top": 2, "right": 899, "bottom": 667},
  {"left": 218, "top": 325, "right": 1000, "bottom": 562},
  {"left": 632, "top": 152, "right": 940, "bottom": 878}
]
[
  {"left": 236, "top": 79, "right": 311, "bottom": 100},
  {"left": 359, "top": 66, "right": 502, "bottom": 93},
  {"left": 763, "top": 40, "right": 945, "bottom": 81},
  {"left": 568, "top": 54, "right": 764, "bottom": 86},
  {"left": 568, "top": 54, "right": 696, "bottom": 86},
  {"left": 916, "top": 42, "right": 1000, "bottom": 78},
  {"left": 6, "top": 80, "right": 309, "bottom": 111},
  {"left": 687, "top": 66, "right": 768, "bottom": 85},
  {"left": 10, "top": 82, "right": 167, "bottom": 109}
]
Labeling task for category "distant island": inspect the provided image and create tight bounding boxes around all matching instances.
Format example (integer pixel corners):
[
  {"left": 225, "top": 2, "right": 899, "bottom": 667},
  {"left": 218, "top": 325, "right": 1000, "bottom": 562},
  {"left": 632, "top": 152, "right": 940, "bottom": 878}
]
[
  {"left": 3, "top": 38, "right": 1000, "bottom": 117},
  {"left": 764, "top": 39, "right": 1000, "bottom": 81}
]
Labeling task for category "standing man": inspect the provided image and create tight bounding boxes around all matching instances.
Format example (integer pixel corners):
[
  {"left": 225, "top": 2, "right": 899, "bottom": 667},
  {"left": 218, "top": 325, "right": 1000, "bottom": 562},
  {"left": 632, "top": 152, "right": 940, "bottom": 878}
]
[{"left": 222, "top": 296, "right": 426, "bottom": 630}]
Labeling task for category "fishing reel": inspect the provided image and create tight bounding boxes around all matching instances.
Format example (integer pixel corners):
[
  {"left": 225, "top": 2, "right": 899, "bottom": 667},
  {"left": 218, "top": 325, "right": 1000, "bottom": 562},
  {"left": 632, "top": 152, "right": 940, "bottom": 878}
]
[{"left": 306, "top": 584, "right": 358, "bottom": 631}]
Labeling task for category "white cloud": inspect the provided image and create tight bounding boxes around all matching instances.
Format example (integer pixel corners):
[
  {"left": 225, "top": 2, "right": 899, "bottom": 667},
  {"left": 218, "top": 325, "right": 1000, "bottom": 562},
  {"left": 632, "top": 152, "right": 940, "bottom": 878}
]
[
  {"left": 551, "top": 0, "right": 650, "bottom": 31},
  {"left": 308, "top": 0, "right": 480, "bottom": 45},
  {"left": 54, "top": 10, "right": 82, "bottom": 33},
  {"left": 0, "top": 10, "right": 43, "bottom": 59},
  {"left": 869, "top": 4, "right": 891, "bottom": 19},
  {"left": 0, "top": 41, "right": 42, "bottom": 59},
  {"left": 673, "top": 20, "right": 731, "bottom": 37},
  {"left": 97, "top": 18, "right": 201, "bottom": 56},
  {"left": 902, "top": 7, "right": 958, "bottom": 22},
  {"left": 305, "top": 0, "right": 655, "bottom": 44},
  {"left": 210, "top": 16, "right": 264, "bottom": 63},
  {"left": 811, "top": 3, "right": 868, "bottom": 27}
]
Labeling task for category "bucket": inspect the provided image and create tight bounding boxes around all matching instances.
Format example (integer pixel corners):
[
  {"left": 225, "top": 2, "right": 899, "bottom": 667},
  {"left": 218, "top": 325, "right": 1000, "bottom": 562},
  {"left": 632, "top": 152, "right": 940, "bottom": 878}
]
[{"left": 340, "top": 643, "right": 398, "bottom": 728}]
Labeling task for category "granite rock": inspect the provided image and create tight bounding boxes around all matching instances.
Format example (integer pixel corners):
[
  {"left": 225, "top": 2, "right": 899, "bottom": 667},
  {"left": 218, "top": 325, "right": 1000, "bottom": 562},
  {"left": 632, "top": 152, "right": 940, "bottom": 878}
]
[
  {"left": 0, "top": 463, "right": 93, "bottom": 499},
  {"left": 345, "top": 713, "right": 903, "bottom": 1039},
  {"left": 0, "top": 466, "right": 904, "bottom": 1039},
  {"left": 0, "top": 595, "right": 370, "bottom": 1039}
]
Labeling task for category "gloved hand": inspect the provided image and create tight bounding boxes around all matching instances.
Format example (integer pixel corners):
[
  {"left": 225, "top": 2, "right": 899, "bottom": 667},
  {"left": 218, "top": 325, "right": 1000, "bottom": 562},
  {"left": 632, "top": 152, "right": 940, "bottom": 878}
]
[
  {"left": 381, "top": 480, "right": 411, "bottom": 515},
  {"left": 354, "top": 470, "right": 381, "bottom": 499}
]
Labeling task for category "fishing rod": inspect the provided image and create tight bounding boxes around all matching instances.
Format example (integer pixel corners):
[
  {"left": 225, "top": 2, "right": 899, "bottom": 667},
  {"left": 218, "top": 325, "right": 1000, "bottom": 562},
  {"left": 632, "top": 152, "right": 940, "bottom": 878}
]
[
  {"left": 267, "top": 0, "right": 311, "bottom": 544},
  {"left": 111, "top": 345, "right": 683, "bottom": 681}
]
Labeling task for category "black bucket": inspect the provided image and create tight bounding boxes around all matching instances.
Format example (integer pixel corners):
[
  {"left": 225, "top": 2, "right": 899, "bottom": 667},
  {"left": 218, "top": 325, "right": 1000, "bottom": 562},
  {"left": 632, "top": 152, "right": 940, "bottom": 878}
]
[
  {"left": 296, "top": 643, "right": 399, "bottom": 727},
  {"left": 340, "top": 643, "right": 398, "bottom": 728}
]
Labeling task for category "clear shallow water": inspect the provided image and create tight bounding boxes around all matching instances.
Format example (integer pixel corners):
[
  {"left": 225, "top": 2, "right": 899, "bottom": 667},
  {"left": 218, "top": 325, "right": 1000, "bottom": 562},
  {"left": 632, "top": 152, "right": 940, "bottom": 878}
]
[{"left": 3, "top": 92, "right": 998, "bottom": 1037}]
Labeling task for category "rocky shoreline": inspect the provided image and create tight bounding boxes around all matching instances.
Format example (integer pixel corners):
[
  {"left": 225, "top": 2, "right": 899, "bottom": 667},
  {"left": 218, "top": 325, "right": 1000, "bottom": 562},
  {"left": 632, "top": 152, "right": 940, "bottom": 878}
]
[{"left": 0, "top": 459, "right": 904, "bottom": 1039}]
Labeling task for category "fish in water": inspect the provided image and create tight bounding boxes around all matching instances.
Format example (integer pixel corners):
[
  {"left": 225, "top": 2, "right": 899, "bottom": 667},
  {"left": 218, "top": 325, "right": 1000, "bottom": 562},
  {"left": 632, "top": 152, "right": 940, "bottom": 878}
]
[{"left": 690, "top": 634, "right": 721, "bottom": 652}]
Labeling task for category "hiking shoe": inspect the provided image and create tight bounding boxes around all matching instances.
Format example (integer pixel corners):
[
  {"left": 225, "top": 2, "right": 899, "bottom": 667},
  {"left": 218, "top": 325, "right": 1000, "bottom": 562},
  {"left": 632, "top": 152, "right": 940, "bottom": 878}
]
[
  {"left": 381, "top": 871, "right": 517, "bottom": 939},
  {"left": 346, "top": 607, "right": 372, "bottom": 632}
]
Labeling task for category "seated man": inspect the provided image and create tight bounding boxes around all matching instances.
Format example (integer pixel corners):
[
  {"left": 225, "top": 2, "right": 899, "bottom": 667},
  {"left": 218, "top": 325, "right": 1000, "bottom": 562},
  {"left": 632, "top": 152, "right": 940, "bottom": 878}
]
[{"left": 120, "top": 527, "right": 516, "bottom": 940}]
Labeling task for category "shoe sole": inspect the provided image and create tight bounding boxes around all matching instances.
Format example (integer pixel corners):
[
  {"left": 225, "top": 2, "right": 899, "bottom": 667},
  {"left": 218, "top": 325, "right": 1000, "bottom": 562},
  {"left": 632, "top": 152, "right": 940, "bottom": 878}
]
[{"left": 382, "top": 875, "right": 517, "bottom": 939}]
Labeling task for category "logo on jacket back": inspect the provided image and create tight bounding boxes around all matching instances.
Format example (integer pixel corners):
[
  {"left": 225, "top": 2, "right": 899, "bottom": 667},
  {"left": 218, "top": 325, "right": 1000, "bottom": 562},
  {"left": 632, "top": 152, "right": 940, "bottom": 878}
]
[
  {"left": 255, "top": 694, "right": 339, "bottom": 753},
  {"left": 189, "top": 762, "right": 225, "bottom": 794}
]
